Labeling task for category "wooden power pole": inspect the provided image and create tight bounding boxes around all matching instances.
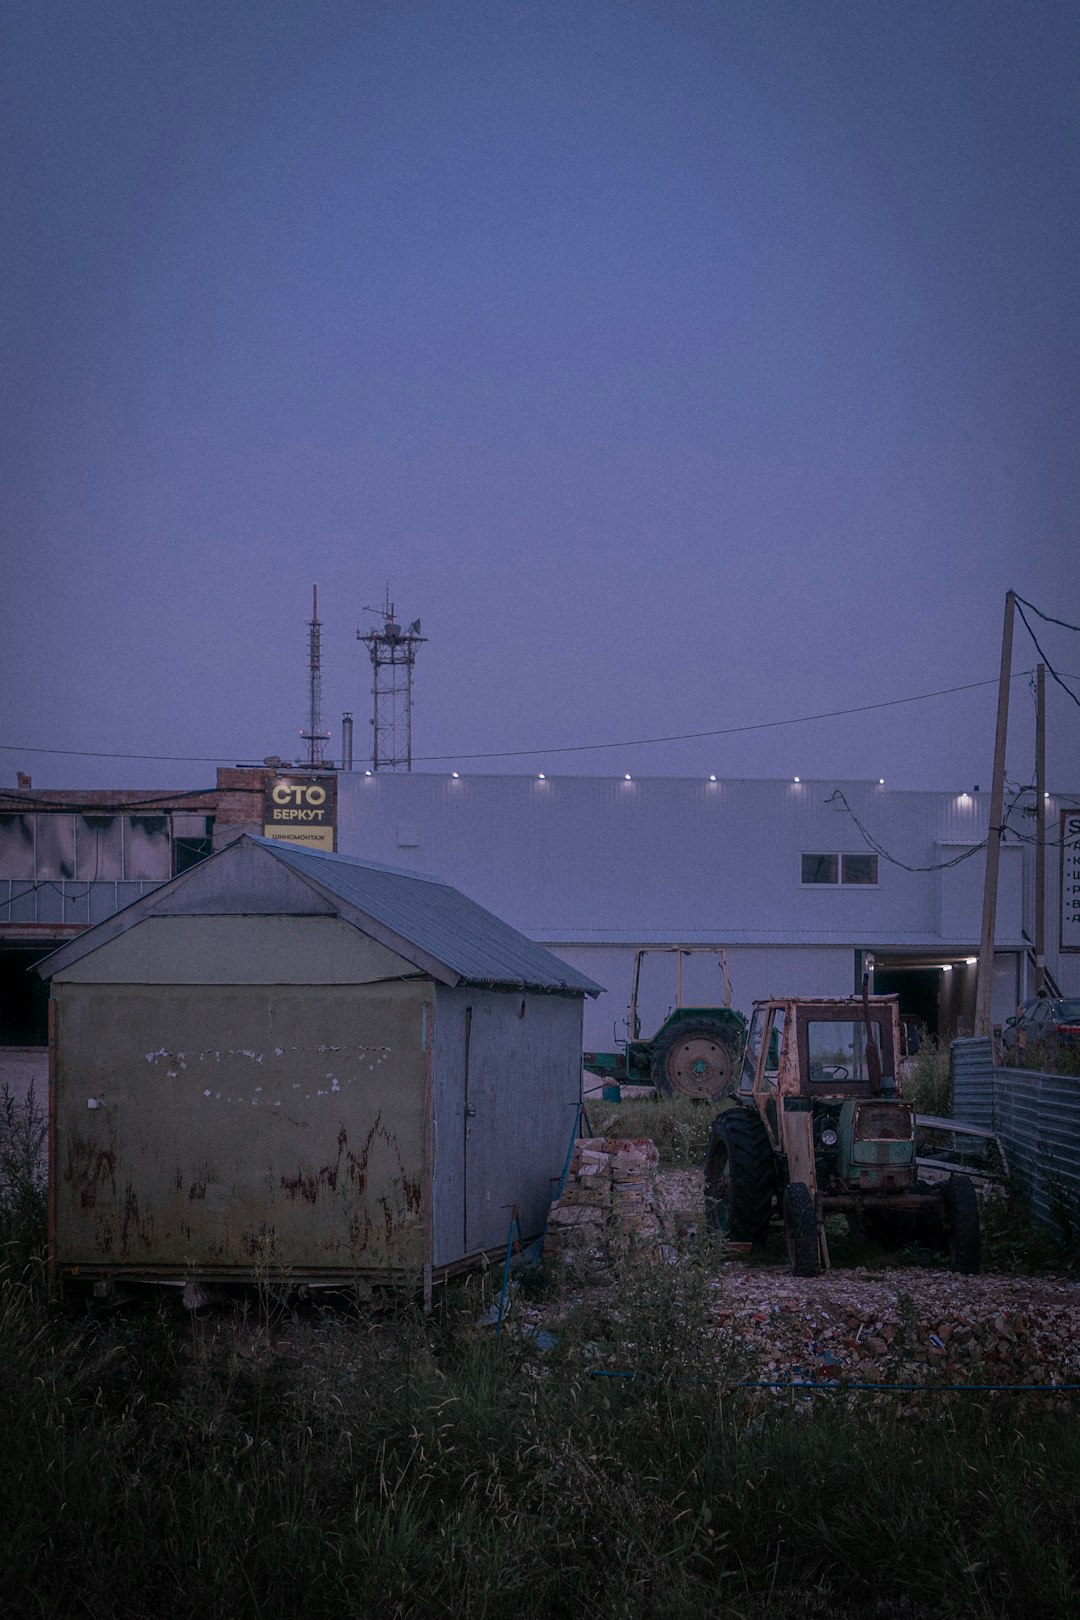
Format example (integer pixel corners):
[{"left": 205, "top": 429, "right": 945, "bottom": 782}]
[
  {"left": 975, "top": 590, "right": 1016, "bottom": 1036},
  {"left": 1035, "top": 662, "right": 1046, "bottom": 995}
]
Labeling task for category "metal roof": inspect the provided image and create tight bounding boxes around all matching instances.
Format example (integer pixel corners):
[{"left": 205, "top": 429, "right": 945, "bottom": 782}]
[{"left": 252, "top": 838, "right": 601, "bottom": 995}]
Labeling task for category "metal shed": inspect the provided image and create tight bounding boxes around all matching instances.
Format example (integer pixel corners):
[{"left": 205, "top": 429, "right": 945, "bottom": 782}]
[{"left": 39, "top": 835, "right": 600, "bottom": 1292}]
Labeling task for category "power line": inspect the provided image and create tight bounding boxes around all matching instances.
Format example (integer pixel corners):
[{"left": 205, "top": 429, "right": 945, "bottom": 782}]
[
  {"left": 823, "top": 785, "right": 1034, "bottom": 873},
  {"left": 1014, "top": 599, "right": 1080, "bottom": 715},
  {"left": 1014, "top": 595, "right": 1080, "bottom": 636},
  {"left": 0, "top": 670, "right": 1042, "bottom": 768}
]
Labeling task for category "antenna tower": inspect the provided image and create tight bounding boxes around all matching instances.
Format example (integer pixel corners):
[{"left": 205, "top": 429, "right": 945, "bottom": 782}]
[
  {"left": 358, "top": 590, "right": 426, "bottom": 771},
  {"left": 299, "top": 584, "right": 331, "bottom": 767}
]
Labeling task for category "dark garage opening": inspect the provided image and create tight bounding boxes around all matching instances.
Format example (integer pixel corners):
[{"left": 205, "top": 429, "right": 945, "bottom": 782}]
[{"left": 0, "top": 945, "right": 52, "bottom": 1045}]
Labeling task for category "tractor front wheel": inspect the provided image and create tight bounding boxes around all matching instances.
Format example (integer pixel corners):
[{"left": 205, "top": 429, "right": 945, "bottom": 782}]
[
  {"left": 652, "top": 1019, "right": 738, "bottom": 1101},
  {"left": 783, "top": 1182, "right": 822, "bottom": 1277},
  {"left": 704, "top": 1108, "right": 775, "bottom": 1242},
  {"left": 944, "top": 1175, "right": 981, "bottom": 1274}
]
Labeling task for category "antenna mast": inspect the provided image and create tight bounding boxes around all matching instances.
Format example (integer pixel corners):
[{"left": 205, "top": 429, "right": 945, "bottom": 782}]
[
  {"left": 299, "top": 584, "right": 331, "bottom": 768},
  {"left": 358, "top": 590, "right": 426, "bottom": 771}
]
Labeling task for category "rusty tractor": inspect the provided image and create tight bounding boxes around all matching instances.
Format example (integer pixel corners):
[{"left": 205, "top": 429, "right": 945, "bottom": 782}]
[
  {"left": 583, "top": 947, "right": 747, "bottom": 1101},
  {"left": 704, "top": 987, "right": 980, "bottom": 1276}
]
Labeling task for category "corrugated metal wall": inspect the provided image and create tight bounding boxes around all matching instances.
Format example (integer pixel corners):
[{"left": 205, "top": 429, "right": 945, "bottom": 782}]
[
  {"left": 432, "top": 986, "right": 582, "bottom": 1264},
  {"left": 54, "top": 979, "right": 429, "bottom": 1276},
  {"left": 951, "top": 1036, "right": 1080, "bottom": 1230}
]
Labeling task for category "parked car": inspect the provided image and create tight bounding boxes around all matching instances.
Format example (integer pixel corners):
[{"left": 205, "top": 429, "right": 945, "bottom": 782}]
[
  {"left": 914, "top": 1115, "right": 1009, "bottom": 1199},
  {"left": 1001, "top": 997, "right": 1080, "bottom": 1061}
]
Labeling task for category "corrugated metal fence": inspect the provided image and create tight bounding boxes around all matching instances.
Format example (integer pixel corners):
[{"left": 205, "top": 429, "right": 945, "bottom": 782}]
[{"left": 951, "top": 1037, "right": 1080, "bottom": 1231}]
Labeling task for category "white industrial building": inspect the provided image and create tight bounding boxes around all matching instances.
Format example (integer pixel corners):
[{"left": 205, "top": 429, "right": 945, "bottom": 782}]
[{"left": 335, "top": 773, "right": 1077, "bottom": 1050}]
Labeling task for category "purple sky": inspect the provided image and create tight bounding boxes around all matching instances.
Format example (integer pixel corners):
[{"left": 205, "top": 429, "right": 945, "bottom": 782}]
[{"left": 3, "top": 0, "right": 1077, "bottom": 794}]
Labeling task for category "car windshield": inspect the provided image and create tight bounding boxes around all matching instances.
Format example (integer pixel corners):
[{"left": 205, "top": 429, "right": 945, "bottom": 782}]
[{"left": 1052, "top": 1001, "right": 1080, "bottom": 1022}]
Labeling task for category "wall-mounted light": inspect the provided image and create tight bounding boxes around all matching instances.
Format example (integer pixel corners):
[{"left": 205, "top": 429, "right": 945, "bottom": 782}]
[
  {"left": 623, "top": 773, "right": 632, "bottom": 782},
  {"left": 364, "top": 770, "right": 373, "bottom": 777},
  {"left": 878, "top": 778, "right": 885, "bottom": 786},
  {"left": 793, "top": 776, "right": 801, "bottom": 784},
  {"left": 451, "top": 771, "right": 460, "bottom": 779},
  {"left": 941, "top": 963, "right": 953, "bottom": 973},
  {"left": 965, "top": 957, "right": 977, "bottom": 965},
  {"left": 708, "top": 774, "right": 717, "bottom": 783},
  {"left": 537, "top": 773, "right": 546, "bottom": 780}
]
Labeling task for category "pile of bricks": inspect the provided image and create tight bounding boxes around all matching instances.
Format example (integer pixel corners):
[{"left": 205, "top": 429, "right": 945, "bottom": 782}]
[{"left": 545, "top": 1136, "right": 662, "bottom": 1265}]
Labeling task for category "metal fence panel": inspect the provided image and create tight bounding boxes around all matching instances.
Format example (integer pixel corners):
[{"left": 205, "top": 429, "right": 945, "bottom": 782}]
[{"left": 951, "top": 1037, "right": 1080, "bottom": 1231}]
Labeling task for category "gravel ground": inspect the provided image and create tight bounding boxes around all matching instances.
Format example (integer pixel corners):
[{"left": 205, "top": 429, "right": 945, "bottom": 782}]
[{"left": 527, "top": 1165, "right": 1080, "bottom": 1392}]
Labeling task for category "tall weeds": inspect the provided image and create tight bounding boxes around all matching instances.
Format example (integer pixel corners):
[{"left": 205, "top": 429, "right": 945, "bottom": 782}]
[
  {"left": 3, "top": 1238, "right": 1080, "bottom": 1619},
  {"left": 0, "top": 1082, "right": 47, "bottom": 1270}
]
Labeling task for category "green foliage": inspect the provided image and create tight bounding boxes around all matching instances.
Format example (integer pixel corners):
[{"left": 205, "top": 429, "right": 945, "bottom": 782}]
[
  {"left": 1002, "top": 1040, "right": 1080, "bottom": 1078},
  {"left": 0, "top": 1084, "right": 47, "bottom": 1271},
  {"left": 4, "top": 1247, "right": 1080, "bottom": 1620},
  {"left": 591, "top": 1093, "right": 715, "bottom": 1165},
  {"left": 977, "top": 1185, "right": 1077, "bottom": 1274},
  {"left": 903, "top": 1037, "right": 951, "bottom": 1116}
]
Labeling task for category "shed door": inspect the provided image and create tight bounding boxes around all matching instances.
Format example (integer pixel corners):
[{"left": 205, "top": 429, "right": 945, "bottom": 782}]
[{"left": 463, "top": 998, "right": 520, "bottom": 1255}]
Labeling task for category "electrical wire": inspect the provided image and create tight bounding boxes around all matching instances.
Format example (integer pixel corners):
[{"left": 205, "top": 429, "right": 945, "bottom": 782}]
[
  {"left": 1014, "top": 599, "right": 1080, "bottom": 715},
  {"left": 0, "top": 669, "right": 1046, "bottom": 768},
  {"left": 1014, "top": 595, "right": 1080, "bottom": 636},
  {"left": 823, "top": 785, "right": 1033, "bottom": 873}
]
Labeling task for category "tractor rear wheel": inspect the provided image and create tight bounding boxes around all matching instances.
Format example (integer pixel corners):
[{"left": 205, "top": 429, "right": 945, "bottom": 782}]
[
  {"left": 704, "top": 1108, "right": 775, "bottom": 1242},
  {"left": 944, "top": 1174, "right": 981, "bottom": 1274},
  {"left": 651, "top": 1019, "right": 738, "bottom": 1100},
  {"left": 783, "top": 1182, "right": 821, "bottom": 1277}
]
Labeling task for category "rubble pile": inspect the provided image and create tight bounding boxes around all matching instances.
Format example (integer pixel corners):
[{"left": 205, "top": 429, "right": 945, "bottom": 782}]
[
  {"left": 709, "top": 1269, "right": 1080, "bottom": 1391},
  {"left": 546, "top": 1137, "right": 662, "bottom": 1265}
]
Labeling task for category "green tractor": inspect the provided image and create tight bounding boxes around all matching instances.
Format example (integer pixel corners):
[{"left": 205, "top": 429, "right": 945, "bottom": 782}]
[
  {"left": 704, "top": 986, "right": 980, "bottom": 1275},
  {"left": 583, "top": 947, "right": 747, "bottom": 1101}
]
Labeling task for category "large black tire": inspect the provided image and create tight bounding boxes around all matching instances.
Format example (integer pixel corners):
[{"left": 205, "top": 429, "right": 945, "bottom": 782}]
[
  {"left": 704, "top": 1108, "right": 775, "bottom": 1242},
  {"left": 651, "top": 1018, "right": 739, "bottom": 1100},
  {"left": 943, "top": 1174, "right": 981, "bottom": 1274},
  {"left": 783, "top": 1182, "right": 822, "bottom": 1277}
]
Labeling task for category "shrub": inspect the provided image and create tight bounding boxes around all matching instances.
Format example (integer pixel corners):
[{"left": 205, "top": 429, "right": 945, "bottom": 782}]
[
  {"left": 588, "top": 1094, "right": 715, "bottom": 1166},
  {"left": 0, "top": 1083, "right": 47, "bottom": 1269},
  {"left": 903, "top": 1037, "right": 951, "bottom": 1115}
]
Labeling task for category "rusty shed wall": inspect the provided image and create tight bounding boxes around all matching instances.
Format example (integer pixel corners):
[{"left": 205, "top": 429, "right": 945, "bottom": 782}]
[
  {"left": 53, "top": 974, "right": 430, "bottom": 1276},
  {"left": 431, "top": 986, "right": 583, "bottom": 1266}
]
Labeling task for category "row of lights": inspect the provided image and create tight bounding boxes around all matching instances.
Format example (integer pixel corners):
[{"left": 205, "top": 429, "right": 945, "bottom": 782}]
[
  {"left": 942, "top": 959, "right": 979, "bottom": 973},
  {"left": 362, "top": 771, "right": 889, "bottom": 784}
]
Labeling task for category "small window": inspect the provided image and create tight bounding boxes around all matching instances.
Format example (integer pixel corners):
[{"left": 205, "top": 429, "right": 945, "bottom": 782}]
[
  {"left": 802, "top": 853, "right": 838, "bottom": 885},
  {"left": 801, "top": 852, "right": 878, "bottom": 886},
  {"left": 172, "top": 814, "right": 213, "bottom": 876},
  {"left": 761, "top": 1008, "right": 785, "bottom": 1092},
  {"left": 841, "top": 853, "right": 878, "bottom": 885}
]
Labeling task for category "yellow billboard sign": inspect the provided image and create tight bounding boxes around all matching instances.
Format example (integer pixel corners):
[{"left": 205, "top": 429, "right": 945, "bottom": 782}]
[{"left": 263, "top": 776, "right": 336, "bottom": 851}]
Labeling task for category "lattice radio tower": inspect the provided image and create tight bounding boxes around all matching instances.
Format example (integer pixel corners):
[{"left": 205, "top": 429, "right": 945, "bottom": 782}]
[
  {"left": 358, "top": 590, "right": 426, "bottom": 771},
  {"left": 299, "top": 583, "right": 332, "bottom": 767}
]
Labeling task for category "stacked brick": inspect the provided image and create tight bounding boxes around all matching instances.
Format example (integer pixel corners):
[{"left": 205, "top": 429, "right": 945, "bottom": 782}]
[{"left": 545, "top": 1136, "right": 662, "bottom": 1265}]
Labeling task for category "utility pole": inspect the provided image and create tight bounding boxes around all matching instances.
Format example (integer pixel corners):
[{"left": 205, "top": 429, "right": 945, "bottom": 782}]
[
  {"left": 1035, "top": 662, "right": 1046, "bottom": 995},
  {"left": 975, "top": 589, "right": 1016, "bottom": 1035}
]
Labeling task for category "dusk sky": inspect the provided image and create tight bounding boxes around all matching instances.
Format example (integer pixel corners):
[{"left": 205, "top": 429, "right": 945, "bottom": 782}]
[{"left": 3, "top": 0, "right": 1077, "bottom": 794}]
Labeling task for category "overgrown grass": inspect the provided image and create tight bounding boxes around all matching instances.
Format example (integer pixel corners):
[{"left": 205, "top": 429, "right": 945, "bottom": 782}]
[
  {"left": 590, "top": 1093, "right": 715, "bottom": 1165},
  {"left": 903, "top": 1037, "right": 951, "bottom": 1115},
  {"left": 4, "top": 1241, "right": 1080, "bottom": 1620},
  {"left": 0, "top": 1083, "right": 47, "bottom": 1270}
]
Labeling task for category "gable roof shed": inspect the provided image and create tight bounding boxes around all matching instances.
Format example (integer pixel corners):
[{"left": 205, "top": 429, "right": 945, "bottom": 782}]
[{"left": 38, "top": 835, "right": 602, "bottom": 997}]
